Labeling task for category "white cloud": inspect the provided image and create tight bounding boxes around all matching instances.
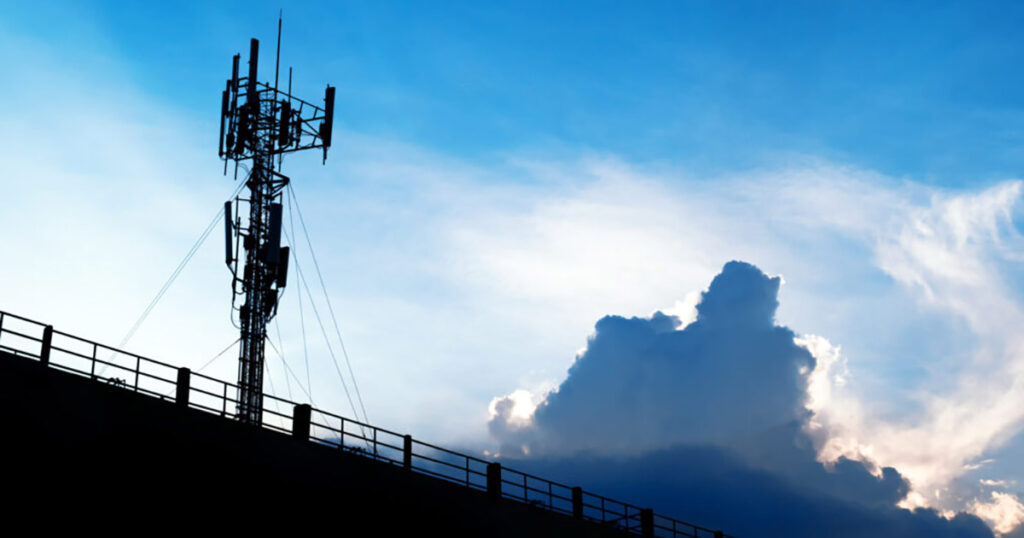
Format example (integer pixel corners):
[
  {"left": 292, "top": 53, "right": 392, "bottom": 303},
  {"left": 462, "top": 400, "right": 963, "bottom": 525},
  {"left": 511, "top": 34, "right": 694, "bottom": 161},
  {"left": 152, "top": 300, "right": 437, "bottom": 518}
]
[
  {"left": 487, "top": 386, "right": 549, "bottom": 426},
  {"left": 971, "top": 492, "right": 1024, "bottom": 535},
  {"left": 660, "top": 290, "right": 701, "bottom": 329},
  {"left": 799, "top": 181, "right": 1024, "bottom": 520}
]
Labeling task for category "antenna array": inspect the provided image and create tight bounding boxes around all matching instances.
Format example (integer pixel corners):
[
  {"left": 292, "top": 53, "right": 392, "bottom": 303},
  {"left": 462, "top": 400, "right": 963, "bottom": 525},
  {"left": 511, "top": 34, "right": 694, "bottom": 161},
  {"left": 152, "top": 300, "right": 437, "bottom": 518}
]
[{"left": 219, "top": 21, "right": 335, "bottom": 425}]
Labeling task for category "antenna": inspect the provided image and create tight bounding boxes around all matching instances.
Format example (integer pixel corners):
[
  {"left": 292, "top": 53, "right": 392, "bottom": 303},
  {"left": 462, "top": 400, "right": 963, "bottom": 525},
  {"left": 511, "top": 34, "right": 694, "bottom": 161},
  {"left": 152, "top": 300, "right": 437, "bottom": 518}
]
[
  {"left": 321, "top": 85, "right": 335, "bottom": 162},
  {"left": 223, "top": 201, "right": 233, "bottom": 265},
  {"left": 275, "top": 10, "right": 282, "bottom": 92},
  {"left": 218, "top": 18, "right": 337, "bottom": 425}
]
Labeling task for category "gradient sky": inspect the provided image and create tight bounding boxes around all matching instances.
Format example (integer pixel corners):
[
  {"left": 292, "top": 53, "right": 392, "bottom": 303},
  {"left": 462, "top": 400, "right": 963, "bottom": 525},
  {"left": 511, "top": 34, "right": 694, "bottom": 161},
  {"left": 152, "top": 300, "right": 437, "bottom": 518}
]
[{"left": 3, "top": 1, "right": 1024, "bottom": 534}]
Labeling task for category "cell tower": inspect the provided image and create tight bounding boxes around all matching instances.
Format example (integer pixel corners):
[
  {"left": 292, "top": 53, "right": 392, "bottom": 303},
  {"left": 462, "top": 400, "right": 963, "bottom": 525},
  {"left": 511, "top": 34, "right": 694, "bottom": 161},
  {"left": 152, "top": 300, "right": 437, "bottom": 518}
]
[{"left": 218, "top": 20, "right": 335, "bottom": 425}]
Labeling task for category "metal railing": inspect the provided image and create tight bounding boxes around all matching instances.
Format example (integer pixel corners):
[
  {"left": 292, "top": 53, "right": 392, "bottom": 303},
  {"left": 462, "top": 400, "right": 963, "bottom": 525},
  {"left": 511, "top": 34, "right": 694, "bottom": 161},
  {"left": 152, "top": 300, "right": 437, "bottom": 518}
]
[{"left": 0, "top": 309, "right": 732, "bottom": 538}]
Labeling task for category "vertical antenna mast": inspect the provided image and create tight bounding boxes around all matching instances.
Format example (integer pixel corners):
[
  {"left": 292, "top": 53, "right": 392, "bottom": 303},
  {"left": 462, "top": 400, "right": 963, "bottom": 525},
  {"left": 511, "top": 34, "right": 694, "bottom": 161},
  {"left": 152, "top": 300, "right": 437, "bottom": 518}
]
[{"left": 218, "top": 19, "right": 336, "bottom": 425}]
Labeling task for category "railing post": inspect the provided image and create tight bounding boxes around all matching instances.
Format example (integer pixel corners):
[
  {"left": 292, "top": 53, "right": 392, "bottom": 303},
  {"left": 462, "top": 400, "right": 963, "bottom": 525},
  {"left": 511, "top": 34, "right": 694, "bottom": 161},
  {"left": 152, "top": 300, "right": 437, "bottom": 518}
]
[
  {"left": 487, "top": 462, "right": 502, "bottom": 500},
  {"left": 175, "top": 368, "right": 191, "bottom": 407},
  {"left": 572, "top": 487, "right": 583, "bottom": 519},
  {"left": 641, "top": 508, "right": 654, "bottom": 538},
  {"left": 403, "top": 434, "right": 413, "bottom": 470},
  {"left": 39, "top": 325, "right": 53, "bottom": 367},
  {"left": 292, "top": 403, "right": 311, "bottom": 440}
]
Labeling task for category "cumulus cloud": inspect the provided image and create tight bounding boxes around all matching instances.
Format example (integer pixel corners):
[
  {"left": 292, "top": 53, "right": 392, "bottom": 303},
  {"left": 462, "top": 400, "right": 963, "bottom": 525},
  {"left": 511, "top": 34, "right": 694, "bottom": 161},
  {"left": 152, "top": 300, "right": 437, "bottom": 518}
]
[
  {"left": 491, "top": 261, "right": 813, "bottom": 454},
  {"left": 489, "top": 260, "right": 991, "bottom": 535}
]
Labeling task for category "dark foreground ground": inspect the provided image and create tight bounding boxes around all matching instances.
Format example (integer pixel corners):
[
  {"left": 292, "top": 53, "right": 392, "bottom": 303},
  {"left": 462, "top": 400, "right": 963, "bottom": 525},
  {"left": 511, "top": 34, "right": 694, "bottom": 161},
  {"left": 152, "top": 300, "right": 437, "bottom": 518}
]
[{"left": 0, "top": 349, "right": 630, "bottom": 536}]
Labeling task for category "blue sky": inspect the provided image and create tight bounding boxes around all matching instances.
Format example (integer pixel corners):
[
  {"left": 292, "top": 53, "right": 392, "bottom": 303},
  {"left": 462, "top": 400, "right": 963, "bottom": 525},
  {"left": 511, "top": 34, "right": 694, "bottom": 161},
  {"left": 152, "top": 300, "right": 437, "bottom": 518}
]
[
  {"left": 3, "top": 1, "right": 1024, "bottom": 535},
  {"left": 12, "top": 1, "right": 1024, "bottom": 182}
]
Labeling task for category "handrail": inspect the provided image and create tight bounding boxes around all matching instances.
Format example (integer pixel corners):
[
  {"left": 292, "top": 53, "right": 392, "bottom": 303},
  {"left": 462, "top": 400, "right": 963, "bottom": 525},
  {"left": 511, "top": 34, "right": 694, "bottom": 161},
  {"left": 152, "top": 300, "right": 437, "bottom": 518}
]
[{"left": 0, "top": 309, "right": 733, "bottom": 538}]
